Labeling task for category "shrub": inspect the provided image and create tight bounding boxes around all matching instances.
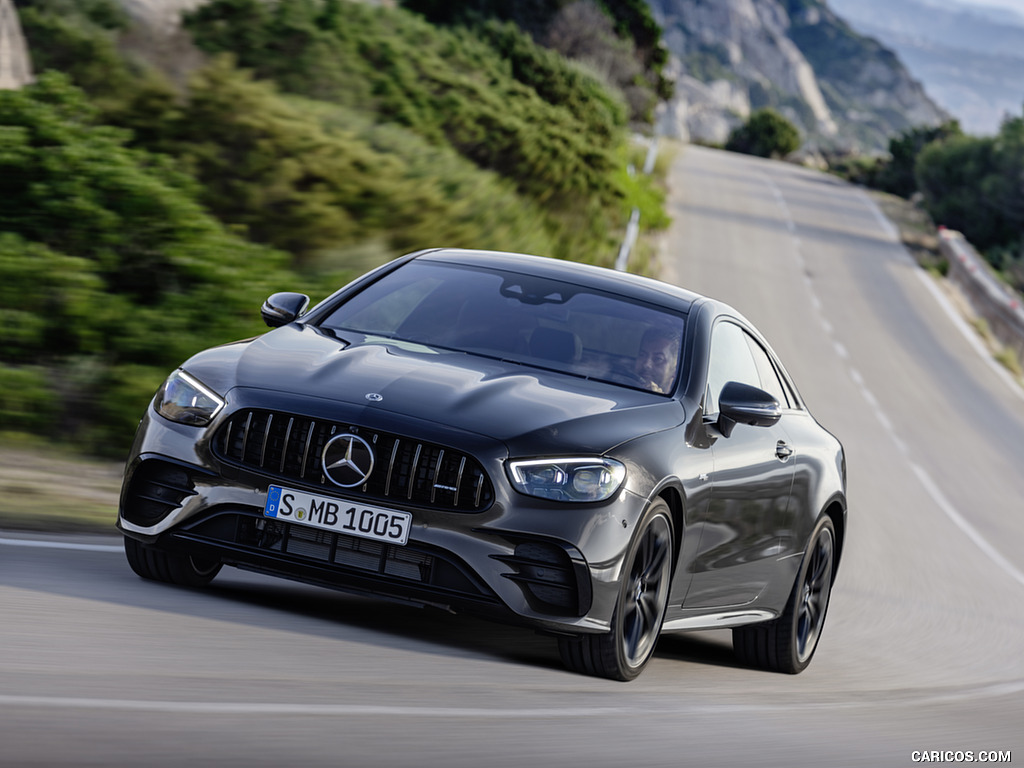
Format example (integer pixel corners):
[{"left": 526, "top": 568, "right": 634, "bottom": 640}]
[{"left": 726, "top": 109, "right": 801, "bottom": 159}]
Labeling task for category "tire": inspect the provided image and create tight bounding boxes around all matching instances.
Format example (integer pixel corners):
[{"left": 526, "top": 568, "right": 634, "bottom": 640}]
[
  {"left": 733, "top": 514, "right": 835, "bottom": 674},
  {"left": 124, "top": 536, "right": 222, "bottom": 588},
  {"left": 558, "top": 500, "right": 674, "bottom": 681}
]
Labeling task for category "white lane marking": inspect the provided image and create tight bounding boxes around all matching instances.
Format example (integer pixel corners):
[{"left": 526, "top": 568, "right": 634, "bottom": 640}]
[
  {"left": 766, "top": 170, "right": 1024, "bottom": 591},
  {"left": 0, "top": 537, "right": 121, "bottom": 553},
  {"left": 914, "top": 269, "right": 1024, "bottom": 404},
  {"left": 890, "top": 433, "right": 911, "bottom": 457},
  {"left": 0, "top": 696, "right": 620, "bottom": 717},
  {"left": 872, "top": 407, "right": 894, "bottom": 434},
  {"left": 3, "top": 678, "right": 1024, "bottom": 716},
  {"left": 858, "top": 188, "right": 900, "bottom": 243},
  {"left": 858, "top": 386, "right": 880, "bottom": 410},
  {"left": 911, "top": 464, "right": 1024, "bottom": 589},
  {"left": 857, "top": 189, "right": 1023, "bottom": 403}
]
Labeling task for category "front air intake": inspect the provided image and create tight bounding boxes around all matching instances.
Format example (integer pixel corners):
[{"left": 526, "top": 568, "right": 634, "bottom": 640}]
[{"left": 121, "top": 459, "right": 198, "bottom": 525}]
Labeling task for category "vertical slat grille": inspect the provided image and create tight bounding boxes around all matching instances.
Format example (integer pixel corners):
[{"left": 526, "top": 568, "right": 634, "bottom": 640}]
[{"left": 214, "top": 409, "right": 493, "bottom": 512}]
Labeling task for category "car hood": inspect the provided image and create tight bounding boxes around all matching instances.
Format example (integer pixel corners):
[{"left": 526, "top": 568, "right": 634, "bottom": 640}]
[{"left": 186, "top": 324, "right": 683, "bottom": 455}]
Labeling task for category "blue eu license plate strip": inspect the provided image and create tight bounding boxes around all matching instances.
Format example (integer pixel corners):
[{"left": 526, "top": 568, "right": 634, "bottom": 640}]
[{"left": 264, "top": 485, "right": 412, "bottom": 546}]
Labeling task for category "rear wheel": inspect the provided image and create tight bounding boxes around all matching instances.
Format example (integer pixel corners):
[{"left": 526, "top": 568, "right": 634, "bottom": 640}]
[
  {"left": 733, "top": 514, "right": 835, "bottom": 673},
  {"left": 124, "top": 536, "right": 221, "bottom": 588},
  {"left": 558, "top": 500, "right": 674, "bottom": 681}
]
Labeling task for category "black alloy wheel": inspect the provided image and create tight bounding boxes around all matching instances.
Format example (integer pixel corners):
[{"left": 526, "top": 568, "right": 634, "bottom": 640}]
[
  {"left": 124, "top": 537, "right": 222, "bottom": 588},
  {"left": 558, "top": 499, "right": 674, "bottom": 681},
  {"left": 733, "top": 514, "right": 835, "bottom": 673}
]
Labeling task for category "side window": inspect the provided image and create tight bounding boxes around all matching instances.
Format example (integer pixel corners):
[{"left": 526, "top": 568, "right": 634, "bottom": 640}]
[
  {"left": 744, "top": 334, "right": 790, "bottom": 408},
  {"left": 706, "top": 322, "right": 760, "bottom": 414}
]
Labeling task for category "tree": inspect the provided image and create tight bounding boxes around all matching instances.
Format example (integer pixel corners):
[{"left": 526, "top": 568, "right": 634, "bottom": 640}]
[
  {"left": 726, "top": 109, "right": 801, "bottom": 159},
  {"left": 876, "top": 120, "right": 962, "bottom": 198},
  {"left": 912, "top": 109, "right": 1024, "bottom": 292},
  {"left": 915, "top": 134, "right": 1007, "bottom": 248}
]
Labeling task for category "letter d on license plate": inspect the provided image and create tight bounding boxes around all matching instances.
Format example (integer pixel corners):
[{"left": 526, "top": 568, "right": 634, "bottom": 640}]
[{"left": 264, "top": 485, "right": 411, "bottom": 545}]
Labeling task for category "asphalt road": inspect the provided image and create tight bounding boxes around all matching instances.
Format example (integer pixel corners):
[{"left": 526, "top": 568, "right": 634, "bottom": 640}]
[{"left": 2, "top": 145, "right": 1023, "bottom": 767}]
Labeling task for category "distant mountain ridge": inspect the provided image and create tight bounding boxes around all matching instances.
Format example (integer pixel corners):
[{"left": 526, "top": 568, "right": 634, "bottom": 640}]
[
  {"left": 828, "top": 0, "right": 1024, "bottom": 135},
  {"left": 649, "top": 0, "right": 947, "bottom": 153}
]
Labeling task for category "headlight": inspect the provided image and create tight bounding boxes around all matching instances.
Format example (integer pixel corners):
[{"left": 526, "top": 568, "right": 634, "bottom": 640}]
[
  {"left": 155, "top": 370, "right": 225, "bottom": 426},
  {"left": 506, "top": 458, "right": 626, "bottom": 502}
]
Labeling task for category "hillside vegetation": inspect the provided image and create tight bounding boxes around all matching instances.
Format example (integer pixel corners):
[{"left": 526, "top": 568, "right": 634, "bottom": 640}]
[
  {"left": 835, "top": 118, "right": 1024, "bottom": 293},
  {"left": 4, "top": 0, "right": 669, "bottom": 456}
]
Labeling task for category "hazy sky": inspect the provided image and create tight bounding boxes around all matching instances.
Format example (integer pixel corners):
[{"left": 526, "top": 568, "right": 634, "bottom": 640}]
[{"left": 953, "top": 0, "right": 1024, "bottom": 15}]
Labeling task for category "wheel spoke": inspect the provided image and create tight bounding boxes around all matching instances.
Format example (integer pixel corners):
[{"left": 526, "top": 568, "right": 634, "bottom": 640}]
[
  {"left": 623, "top": 596, "right": 639, "bottom": 626},
  {"left": 637, "top": 593, "right": 656, "bottom": 631},
  {"left": 805, "top": 599, "right": 819, "bottom": 628},
  {"left": 637, "top": 532, "right": 654, "bottom": 573},
  {"left": 624, "top": 608, "right": 644, "bottom": 655},
  {"left": 644, "top": 539, "right": 667, "bottom": 582}
]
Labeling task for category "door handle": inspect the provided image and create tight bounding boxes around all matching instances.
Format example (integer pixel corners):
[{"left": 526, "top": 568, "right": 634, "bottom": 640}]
[{"left": 775, "top": 441, "right": 793, "bottom": 460}]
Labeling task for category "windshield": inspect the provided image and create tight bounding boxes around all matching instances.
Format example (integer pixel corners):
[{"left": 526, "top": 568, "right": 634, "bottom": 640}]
[{"left": 319, "top": 261, "right": 686, "bottom": 394}]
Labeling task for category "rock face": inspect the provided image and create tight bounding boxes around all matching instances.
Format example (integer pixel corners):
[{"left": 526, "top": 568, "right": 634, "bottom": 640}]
[
  {"left": 649, "top": 0, "right": 948, "bottom": 152},
  {"left": 0, "top": 0, "right": 34, "bottom": 89}
]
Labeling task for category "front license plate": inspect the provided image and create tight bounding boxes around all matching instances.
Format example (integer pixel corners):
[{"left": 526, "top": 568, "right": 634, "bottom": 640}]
[{"left": 264, "top": 485, "right": 412, "bottom": 546}]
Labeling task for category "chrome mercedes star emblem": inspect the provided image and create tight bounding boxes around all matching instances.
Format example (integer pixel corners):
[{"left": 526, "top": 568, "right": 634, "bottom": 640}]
[
  {"left": 322, "top": 434, "right": 375, "bottom": 488},
  {"left": 365, "top": 393, "right": 383, "bottom": 402}
]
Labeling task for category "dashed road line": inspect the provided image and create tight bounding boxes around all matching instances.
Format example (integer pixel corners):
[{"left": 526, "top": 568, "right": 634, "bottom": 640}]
[{"left": 762, "top": 171, "right": 1024, "bottom": 592}]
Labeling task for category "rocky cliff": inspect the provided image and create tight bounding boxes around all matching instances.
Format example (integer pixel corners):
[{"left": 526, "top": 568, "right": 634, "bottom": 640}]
[{"left": 648, "top": 0, "right": 948, "bottom": 153}]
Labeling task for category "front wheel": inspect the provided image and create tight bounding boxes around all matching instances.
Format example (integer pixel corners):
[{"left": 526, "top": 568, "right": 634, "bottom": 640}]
[
  {"left": 558, "top": 500, "right": 674, "bottom": 681},
  {"left": 733, "top": 514, "right": 835, "bottom": 673},
  {"left": 124, "top": 536, "right": 221, "bottom": 588}
]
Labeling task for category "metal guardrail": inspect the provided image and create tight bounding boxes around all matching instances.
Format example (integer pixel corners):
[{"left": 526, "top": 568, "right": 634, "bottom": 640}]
[
  {"left": 615, "top": 136, "right": 659, "bottom": 272},
  {"left": 939, "top": 228, "right": 1024, "bottom": 361}
]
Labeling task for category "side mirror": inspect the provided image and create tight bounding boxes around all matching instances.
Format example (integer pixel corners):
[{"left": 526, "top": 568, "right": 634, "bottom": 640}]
[
  {"left": 717, "top": 381, "right": 781, "bottom": 438},
  {"left": 261, "top": 292, "right": 310, "bottom": 328}
]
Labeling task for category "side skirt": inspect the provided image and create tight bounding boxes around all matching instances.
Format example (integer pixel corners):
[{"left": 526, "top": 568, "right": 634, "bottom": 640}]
[{"left": 661, "top": 609, "right": 777, "bottom": 633}]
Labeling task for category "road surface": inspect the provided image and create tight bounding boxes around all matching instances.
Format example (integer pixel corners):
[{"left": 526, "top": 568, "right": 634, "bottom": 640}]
[{"left": 2, "top": 145, "right": 1022, "bottom": 767}]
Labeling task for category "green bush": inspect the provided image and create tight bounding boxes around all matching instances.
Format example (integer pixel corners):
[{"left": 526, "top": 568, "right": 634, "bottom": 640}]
[
  {"left": 0, "top": 365, "right": 59, "bottom": 435},
  {"left": 184, "top": 1, "right": 626, "bottom": 205},
  {"left": 725, "top": 109, "right": 801, "bottom": 159},
  {"left": 1, "top": 74, "right": 292, "bottom": 454}
]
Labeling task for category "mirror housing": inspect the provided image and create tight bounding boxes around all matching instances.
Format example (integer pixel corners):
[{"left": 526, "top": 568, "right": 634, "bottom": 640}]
[
  {"left": 717, "top": 381, "right": 782, "bottom": 438},
  {"left": 261, "top": 292, "right": 310, "bottom": 328}
]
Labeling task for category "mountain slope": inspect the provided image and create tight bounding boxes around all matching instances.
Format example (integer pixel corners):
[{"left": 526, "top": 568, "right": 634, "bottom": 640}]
[
  {"left": 649, "top": 0, "right": 947, "bottom": 152},
  {"left": 828, "top": 0, "right": 1024, "bottom": 135}
]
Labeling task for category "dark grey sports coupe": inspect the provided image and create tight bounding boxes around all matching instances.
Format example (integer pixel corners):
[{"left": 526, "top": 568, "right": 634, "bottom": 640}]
[{"left": 119, "top": 248, "right": 847, "bottom": 681}]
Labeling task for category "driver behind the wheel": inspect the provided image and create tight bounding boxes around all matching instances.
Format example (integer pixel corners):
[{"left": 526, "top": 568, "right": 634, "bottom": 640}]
[{"left": 635, "top": 327, "right": 680, "bottom": 393}]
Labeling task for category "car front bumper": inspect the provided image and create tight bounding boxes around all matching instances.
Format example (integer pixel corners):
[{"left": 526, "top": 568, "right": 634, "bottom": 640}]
[{"left": 118, "top": 396, "right": 651, "bottom": 636}]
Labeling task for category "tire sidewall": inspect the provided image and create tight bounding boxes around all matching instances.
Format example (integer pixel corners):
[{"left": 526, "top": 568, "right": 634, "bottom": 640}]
[
  {"left": 785, "top": 515, "right": 835, "bottom": 672},
  {"left": 611, "top": 499, "right": 675, "bottom": 680}
]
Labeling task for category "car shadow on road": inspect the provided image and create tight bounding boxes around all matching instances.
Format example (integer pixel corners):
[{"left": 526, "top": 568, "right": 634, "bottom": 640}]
[
  {"left": 203, "top": 571, "right": 569, "bottom": 673},
  {"left": 3, "top": 539, "right": 744, "bottom": 677},
  {"left": 205, "top": 574, "right": 745, "bottom": 675},
  {"left": 654, "top": 632, "right": 744, "bottom": 670}
]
